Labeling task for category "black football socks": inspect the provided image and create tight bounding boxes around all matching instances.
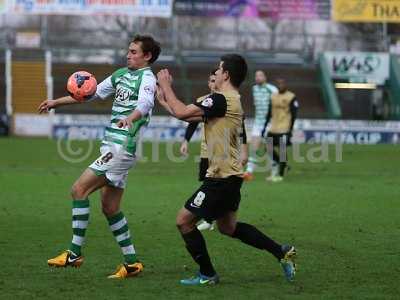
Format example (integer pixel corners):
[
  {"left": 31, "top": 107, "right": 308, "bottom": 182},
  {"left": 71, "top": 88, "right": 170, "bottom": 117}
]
[
  {"left": 181, "top": 228, "right": 216, "bottom": 277},
  {"left": 232, "top": 222, "right": 284, "bottom": 260}
]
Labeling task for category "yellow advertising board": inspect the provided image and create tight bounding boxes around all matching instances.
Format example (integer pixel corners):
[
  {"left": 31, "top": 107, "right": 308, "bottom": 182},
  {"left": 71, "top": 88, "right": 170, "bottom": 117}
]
[{"left": 333, "top": 0, "right": 400, "bottom": 23}]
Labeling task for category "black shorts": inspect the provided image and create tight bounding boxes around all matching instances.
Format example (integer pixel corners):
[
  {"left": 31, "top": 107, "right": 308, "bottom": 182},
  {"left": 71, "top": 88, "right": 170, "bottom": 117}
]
[
  {"left": 184, "top": 176, "right": 243, "bottom": 223},
  {"left": 266, "top": 132, "right": 292, "bottom": 146},
  {"left": 198, "top": 158, "right": 209, "bottom": 181}
]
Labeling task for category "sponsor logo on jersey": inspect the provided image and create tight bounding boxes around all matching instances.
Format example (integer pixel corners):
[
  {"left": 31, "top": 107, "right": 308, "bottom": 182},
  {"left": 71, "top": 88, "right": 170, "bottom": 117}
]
[
  {"left": 115, "top": 86, "right": 134, "bottom": 102},
  {"left": 201, "top": 98, "right": 213, "bottom": 108}
]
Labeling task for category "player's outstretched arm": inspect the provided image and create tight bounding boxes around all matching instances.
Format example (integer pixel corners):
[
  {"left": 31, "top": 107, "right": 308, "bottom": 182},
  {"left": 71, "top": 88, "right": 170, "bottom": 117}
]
[
  {"left": 38, "top": 96, "right": 79, "bottom": 114},
  {"left": 157, "top": 69, "right": 203, "bottom": 121},
  {"left": 156, "top": 86, "right": 174, "bottom": 114}
]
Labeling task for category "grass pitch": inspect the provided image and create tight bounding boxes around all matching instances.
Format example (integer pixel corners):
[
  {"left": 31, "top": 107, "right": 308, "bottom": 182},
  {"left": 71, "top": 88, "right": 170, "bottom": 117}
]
[{"left": 0, "top": 137, "right": 399, "bottom": 299}]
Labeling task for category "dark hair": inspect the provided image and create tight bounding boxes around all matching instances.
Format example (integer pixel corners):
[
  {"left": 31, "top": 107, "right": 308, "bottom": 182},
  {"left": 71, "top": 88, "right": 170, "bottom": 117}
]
[
  {"left": 276, "top": 77, "right": 286, "bottom": 83},
  {"left": 210, "top": 68, "right": 218, "bottom": 76},
  {"left": 132, "top": 35, "right": 161, "bottom": 64},
  {"left": 220, "top": 54, "right": 247, "bottom": 88}
]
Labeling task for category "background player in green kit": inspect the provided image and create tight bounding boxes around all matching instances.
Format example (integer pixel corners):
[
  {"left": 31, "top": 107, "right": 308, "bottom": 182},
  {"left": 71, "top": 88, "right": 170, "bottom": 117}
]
[
  {"left": 243, "top": 70, "right": 277, "bottom": 181},
  {"left": 38, "top": 35, "right": 161, "bottom": 279}
]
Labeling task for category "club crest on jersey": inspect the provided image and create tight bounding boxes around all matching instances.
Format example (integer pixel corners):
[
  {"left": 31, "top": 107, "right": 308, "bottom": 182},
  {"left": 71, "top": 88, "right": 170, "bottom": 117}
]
[
  {"left": 115, "top": 86, "right": 133, "bottom": 102},
  {"left": 144, "top": 85, "right": 154, "bottom": 95},
  {"left": 201, "top": 97, "right": 213, "bottom": 108}
]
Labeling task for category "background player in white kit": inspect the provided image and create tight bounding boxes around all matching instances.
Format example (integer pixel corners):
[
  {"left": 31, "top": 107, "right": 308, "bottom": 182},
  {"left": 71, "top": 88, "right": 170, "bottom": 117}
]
[
  {"left": 243, "top": 70, "right": 277, "bottom": 181},
  {"left": 38, "top": 35, "right": 161, "bottom": 279}
]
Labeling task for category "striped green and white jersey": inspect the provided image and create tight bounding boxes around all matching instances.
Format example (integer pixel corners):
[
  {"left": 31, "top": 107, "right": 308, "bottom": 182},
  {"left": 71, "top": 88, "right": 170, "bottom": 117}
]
[
  {"left": 252, "top": 83, "right": 278, "bottom": 126},
  {"left": 94, "top": 66, "right": 156, "bottom": 154}
]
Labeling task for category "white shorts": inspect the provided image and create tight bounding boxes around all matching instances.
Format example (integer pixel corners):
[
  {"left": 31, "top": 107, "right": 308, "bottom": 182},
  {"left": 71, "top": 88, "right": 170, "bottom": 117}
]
[
  {"left": 89, "top": 143, "right": 137, "bottom": 189},
  {"left": 251, "top": 124, "right": 265, "bottom": 138}
]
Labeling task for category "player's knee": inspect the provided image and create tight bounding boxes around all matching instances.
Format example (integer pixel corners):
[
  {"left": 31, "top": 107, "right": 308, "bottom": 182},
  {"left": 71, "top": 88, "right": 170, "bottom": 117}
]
[
  {"left": 176, "top": 217, "right": 193, "bottom": 234},
  {"left": 176, "top": 218, "right": 187, "bottom": 233},
  {"left": 101, "top": 202, "right": 118, "bottom": 217},
  {"left": 71, "top": 183, "right": 87, "bottom": 200}
]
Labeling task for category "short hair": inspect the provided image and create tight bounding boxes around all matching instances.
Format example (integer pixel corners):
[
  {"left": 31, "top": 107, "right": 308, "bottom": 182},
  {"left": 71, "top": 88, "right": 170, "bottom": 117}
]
[
  {"left": 210, "top": 68, "right": 218, "bottom": 76},
  {"left": 220, "top": 54, "right": 248, "bottom": 88},
  {"left": 255, "top": 70, "right": 266, "bottom": 75},
  {"left": 131, "top": 35, "right": 161, "bottom": 64}
]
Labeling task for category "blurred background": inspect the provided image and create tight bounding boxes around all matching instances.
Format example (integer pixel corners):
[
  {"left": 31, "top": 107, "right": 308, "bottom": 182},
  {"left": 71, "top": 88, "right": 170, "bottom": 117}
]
[{"left": 1, "top": 0, "right": 400, "bottom": 143}]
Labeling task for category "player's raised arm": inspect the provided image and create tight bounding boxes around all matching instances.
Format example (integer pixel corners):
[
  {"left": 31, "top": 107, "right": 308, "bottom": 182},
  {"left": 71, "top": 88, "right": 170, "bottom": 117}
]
[
  {"left": 156, "top": 85, "right": 174, "bottom": 115},
  {"left": 157, "top": 69, "right": 204, "bottom": 121}
]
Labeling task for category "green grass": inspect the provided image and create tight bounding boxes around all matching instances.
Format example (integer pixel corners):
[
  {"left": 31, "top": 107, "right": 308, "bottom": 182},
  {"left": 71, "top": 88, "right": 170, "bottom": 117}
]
[{"left": 0, "top": 137, "right": 399, "bottom": 299}]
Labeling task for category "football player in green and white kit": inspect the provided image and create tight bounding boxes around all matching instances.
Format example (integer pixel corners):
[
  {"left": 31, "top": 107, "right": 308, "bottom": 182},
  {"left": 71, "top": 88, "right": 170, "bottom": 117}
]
[
  {"left": 243, "top": 70, "right": 277, "bottom": 181},
  {"left": 38, "top": 35, "right": 160, "bottom": 279}
]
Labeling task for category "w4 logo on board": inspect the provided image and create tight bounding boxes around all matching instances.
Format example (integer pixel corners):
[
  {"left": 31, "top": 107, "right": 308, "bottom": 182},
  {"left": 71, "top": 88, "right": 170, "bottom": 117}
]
[{"left": 332, "top": 55, "right": 381, "bottom": 75}]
